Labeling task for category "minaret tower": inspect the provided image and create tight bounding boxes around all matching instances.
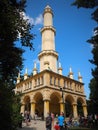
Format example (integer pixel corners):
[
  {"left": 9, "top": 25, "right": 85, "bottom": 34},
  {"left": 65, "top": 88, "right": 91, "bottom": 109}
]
[{"left": 38, "top": 5, "right": 58, "bottom": 72}]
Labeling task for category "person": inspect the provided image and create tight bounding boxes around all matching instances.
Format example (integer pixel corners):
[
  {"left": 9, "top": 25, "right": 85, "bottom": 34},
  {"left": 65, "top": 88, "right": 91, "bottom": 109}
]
[
  {"left": 46, "top": 113, "right": 52, "bottom": 130},
  {"left": 34, "top": 113, "right": 38, "bottom": 124},
  {"left": 58, "top": 112, "right": 65, "bottom": 130},
  {"left": 18, "top": 113, "right": 23, "bottom": 128},
  {"left": 54, "top": 121, "right": 60, "bottom": 130},
  {"left": 68, "top": 115, "right": 72, "bottom": 127},
  {"left": 51, "top": 112, "right": 55, "bottom": 127},
  {"left": 64, "top": 120, "right": 68, "bottom": 130},
  {"left": 24, "top": 111, "right": 30, "bottom": 126}
]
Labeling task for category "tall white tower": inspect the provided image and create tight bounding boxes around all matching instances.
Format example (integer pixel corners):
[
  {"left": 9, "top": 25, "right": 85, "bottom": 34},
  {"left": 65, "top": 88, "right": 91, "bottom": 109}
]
[{"left": 38, "top": 5, "right": 58, "bottom": 72}]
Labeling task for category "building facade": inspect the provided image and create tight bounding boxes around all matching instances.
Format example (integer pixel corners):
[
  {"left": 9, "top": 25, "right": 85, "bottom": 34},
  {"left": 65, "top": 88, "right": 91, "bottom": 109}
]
[{"left": 16, "top": 5, "right": 88, "bottom": 119}]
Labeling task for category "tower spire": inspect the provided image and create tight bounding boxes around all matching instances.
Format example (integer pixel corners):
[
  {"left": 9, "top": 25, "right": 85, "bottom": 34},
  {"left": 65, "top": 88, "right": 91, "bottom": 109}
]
[
  {"left": 24, "top": 68, "right": 28, "bottom": 80},
  {"left": 78, "top": 71, "right": 83, "bottom": 82},
  {"left": 17, "top": 71, "right": 20, "bottom": 84},
  {"left": 58, "top": 62, "right": 63, "bottom": 75},
  {"left": 38, "top": 5, "right": 58, "bottom": 73},
  {"left": 33, "top": 62, "right": 37, "bottom": 75},
  {"left": 43, "top": 5, "right": 53, "bottom": 26},
  {"left": 41, "top": 5, "right": 56, "bottom": 51},
  {"left": 68, "top": 67, "right": 74, "bottom": 79}
]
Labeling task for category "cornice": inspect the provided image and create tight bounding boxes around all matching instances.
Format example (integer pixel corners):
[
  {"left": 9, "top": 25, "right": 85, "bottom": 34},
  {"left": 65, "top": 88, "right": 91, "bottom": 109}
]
[
  {"left": 40, "top": 26, "right": 56, "bottom": 35},
  {"left": 38, "top": 50, "right": 58, "bottom": 59},
  {"left": 43, "top": 6, "right": 53, "bottom": 16}
]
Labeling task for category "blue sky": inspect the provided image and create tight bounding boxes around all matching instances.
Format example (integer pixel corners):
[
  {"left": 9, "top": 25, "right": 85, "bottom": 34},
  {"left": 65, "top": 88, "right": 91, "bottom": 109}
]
[{"left": 20, "top": 0, "right": 97, "bottom": 99}]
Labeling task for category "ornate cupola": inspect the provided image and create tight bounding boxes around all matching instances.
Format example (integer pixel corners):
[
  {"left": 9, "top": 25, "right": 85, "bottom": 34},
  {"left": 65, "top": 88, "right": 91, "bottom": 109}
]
[
  {"left": 17, "top": 72, "right": 20, "bottom": 84},
  {"left": 33, "top": 62, "right": 37, "bottom": 75},
  {"left": 38, "top": 5, "right": 58, "bottom": 73},
  {"left": 58, "top": 62, "right": 62, "bottom": 75},
  {"left": 78, "top": 71, "right": 83, "bottom": 82},
  {"left": 68, "top": 67, "right": 74, "bottom": 79},
  {"left": 24, "top": 68, "right": 28, "bottom": 80}
]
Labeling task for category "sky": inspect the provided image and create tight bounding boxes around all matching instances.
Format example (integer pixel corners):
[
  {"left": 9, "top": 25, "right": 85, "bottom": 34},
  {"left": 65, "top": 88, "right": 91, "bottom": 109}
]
[{"left": 20, "top": 0, "right": 97, "bottom": 99}]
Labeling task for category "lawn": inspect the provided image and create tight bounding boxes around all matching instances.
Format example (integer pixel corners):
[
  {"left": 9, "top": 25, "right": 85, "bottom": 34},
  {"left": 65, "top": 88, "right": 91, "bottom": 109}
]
[{"left": 69, "top": 126, "right": 98, "bottom": 130}]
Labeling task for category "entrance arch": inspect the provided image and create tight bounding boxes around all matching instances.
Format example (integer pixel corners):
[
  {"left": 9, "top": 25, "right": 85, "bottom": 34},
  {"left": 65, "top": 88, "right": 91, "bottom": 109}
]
[
  {"left": 24, "top": 96, "right": 31, "bottom": 111},
  {"left": 34, "top": 92, "right": 44, "bottom": 117},
  {"left": 50, "top": 92, "right": 60, "bottom": 116},
  {"left": 65, "top": 95, "right": 74, "bottom": 117},
  {"left": 77, "top": 97, "right": 84, "bottom": 116}
]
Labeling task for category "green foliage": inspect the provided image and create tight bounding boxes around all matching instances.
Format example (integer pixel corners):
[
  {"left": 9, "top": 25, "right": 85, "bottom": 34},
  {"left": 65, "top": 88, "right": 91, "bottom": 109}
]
[
  {"left": 72, "top": 0, "right": 98, "bottom": 22},
  {"left": 0, "top": 0, "right": 35, "bottom": 129},
  {"left": 0, "top": 81, "right": 23, "bottom": 130},
  {"left": 0, "top": 81, "right": 14, "bottom": 130},
  {"left": 11, "top": 93, "right": 22, "bottom": 129},
  {"left": 72, "top": 0, "right": 98, "bottom": 114},
  {"left": 0, "top": 0, "right": 35, "bottom": 49},
  {"left": 0, "top": 41, "right": 24, "bottom": 83},
  {"left": 91, "top": 8, "right": 98, "bottom": 22},
  {"left": 72, "top": 0, "right": 98, "bottom": 8}
]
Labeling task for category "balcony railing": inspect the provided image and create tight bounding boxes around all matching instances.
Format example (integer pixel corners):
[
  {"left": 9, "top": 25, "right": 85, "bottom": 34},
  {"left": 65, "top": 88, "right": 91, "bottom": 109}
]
[{"left": 16, "top": 70, "right": 84, "bottom": 94}]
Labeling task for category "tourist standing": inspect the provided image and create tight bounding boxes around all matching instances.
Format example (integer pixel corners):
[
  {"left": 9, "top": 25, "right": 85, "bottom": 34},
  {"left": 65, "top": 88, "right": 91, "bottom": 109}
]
[
  {"left": 24, "top": 111, "right": 30, "bottom": 126},
  {"left": 46, "top": 113, "right": 52, "bottom": 130},
  {"left": 58, "top": 113, "right": 65, "bottom": 130},
  {"left": 51, "top": 112, "right": 55, "bottom": 127}
]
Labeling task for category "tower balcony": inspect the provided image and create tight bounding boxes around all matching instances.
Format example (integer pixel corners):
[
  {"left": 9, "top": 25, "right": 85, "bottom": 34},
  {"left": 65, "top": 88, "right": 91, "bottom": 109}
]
[
  {"left": 38, "top": 50, "right": 58, "bottom": 60},
  {"left": 40, "top": 26, "right": 56, "bottom": 35}
]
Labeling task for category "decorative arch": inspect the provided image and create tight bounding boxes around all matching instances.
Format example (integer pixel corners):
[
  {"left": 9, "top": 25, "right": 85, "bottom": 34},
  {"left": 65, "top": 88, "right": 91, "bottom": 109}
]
[
  {"left": 50, "top": 91, "right": 60, "bottom": 115},
  {"left": 65, "top": 94, "right": 75, "bottom": 104},
  {"left": 77, "top": 96, "right": 86, "bottom": 116},
  {"left": 77, "top": 97, "right": 86, "bottom": 104},
  {"left": 65, "top": 94, "right": 75, "bottom": 117},
  {"left": 23, "top": 95, "right": 31, "bottom": 111},
  {"left": 33, "top": 92, "right": 44, "bottom": 117}
]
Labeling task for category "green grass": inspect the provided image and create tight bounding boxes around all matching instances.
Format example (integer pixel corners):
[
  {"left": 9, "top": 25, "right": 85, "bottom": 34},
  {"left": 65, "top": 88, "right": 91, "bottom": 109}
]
[{"left": 69, "top": 126, "right": 98, "bottom": 130}]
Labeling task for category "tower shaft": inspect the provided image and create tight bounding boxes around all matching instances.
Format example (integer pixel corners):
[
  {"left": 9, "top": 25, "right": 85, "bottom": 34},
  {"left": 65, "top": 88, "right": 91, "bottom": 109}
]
[{"left": 38, "top": 5, "right": 58, "bottom": 72}]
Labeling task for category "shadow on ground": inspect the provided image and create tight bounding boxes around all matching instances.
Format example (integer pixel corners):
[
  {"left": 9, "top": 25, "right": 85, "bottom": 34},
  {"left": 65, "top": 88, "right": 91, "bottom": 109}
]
[{"left": 18, "top": 127, "right": 36, "bottom": 130}]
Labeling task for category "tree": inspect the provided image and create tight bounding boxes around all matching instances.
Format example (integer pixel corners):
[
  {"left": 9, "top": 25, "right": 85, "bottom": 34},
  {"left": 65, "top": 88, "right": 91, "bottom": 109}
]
[
  {"left": 72, "top": 0, "right": 98, "bottom": 114},
  {"left": 0, "top": 0, "right": 35, "bottom": 129},
  {"left": 11, "top": 93, "right": 23, "bottom": 129}
]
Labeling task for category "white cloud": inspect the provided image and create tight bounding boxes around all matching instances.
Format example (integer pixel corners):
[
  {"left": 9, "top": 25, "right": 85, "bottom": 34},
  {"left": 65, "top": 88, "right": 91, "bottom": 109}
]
[
  {"left": 20, "top": 12, "right": 34, "bottom": 25},
  {"left": 21, "top": 12, "right": 43, "bottom": 26},
  {"left": 35, "top": 14, "right": 43, "bottom": 25}
]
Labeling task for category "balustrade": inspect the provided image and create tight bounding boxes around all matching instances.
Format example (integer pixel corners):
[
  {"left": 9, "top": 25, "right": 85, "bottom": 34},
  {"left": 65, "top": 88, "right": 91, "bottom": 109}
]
[{"left": 16, "top": 71, "right": 84, "bottom": 94}]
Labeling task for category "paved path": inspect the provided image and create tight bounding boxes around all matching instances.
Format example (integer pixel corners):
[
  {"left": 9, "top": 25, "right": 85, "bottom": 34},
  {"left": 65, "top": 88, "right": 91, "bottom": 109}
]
[{"left": 18, "top": 120, "right": 57, "bottom": 130}]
